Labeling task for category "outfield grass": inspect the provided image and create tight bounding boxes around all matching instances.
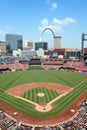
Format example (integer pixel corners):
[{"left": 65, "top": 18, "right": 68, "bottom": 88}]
[
  {"left": 28, "top": 65, "right": 43, "bottom": 70},
  {"left": 0, "top": 70, "right": 87, "bottom": 118}
]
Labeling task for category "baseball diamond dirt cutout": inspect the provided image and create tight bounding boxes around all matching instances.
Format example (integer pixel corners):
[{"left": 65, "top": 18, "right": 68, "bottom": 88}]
[
  {"left": 7, "top": 83, "right": 72, "bottom": 113},
  {"left": 3, "top": 82, "right": 87, "bottom": 125},
  {"left": 37, "top": 93, "right": 45, "bottom": 97}
]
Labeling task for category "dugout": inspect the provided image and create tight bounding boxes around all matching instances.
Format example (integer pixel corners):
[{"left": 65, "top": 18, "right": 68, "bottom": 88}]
[
  {"left": 0, "top": 67, "right": 11, "bottom": 73},
  {"left": 59, "top": 66, "right": 75, "bottom": 71}
]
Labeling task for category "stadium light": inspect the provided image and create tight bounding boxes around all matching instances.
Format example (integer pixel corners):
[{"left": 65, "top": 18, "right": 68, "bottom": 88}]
[{"left": 81, "top": 33, "right": 87, "bottom": 58}]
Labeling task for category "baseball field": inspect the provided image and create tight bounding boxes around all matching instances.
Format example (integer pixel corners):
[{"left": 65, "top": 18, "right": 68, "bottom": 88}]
[{"left": 0, "top": 70, "right": 87, "bottom": 124}]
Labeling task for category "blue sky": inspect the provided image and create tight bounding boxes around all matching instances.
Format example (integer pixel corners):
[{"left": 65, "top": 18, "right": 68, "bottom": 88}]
[{"left": 0, "top": 0, "right": 87, "bottom": 49}]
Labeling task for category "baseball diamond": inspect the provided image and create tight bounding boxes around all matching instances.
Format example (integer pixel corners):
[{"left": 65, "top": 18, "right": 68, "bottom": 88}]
[{"left": 0, "top": 70, "right": 87, "bottom": 126}]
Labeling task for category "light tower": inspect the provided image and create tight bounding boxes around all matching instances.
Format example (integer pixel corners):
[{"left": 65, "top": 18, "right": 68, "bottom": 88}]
[{"left": 81, "top": 33, "right": 87, "bottom": 59}]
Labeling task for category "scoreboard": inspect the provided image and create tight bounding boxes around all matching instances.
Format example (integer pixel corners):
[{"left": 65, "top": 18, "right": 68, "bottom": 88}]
[{"left": 49, "top": 52, "right": 58, "bottom": 58}]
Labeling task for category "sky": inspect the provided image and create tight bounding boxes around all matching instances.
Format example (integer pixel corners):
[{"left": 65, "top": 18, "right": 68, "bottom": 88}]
[{"left": 0, "top": 0, "right": 87, "bottom": 50}]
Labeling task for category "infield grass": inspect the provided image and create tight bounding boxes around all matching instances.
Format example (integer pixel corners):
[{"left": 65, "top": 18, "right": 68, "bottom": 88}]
[{"left": 21, "top": 87, "right": 59, "bottom": 104}]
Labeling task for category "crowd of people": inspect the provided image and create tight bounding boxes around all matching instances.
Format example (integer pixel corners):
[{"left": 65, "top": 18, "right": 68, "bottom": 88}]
[
  {"left": 0, "top": 63, "right": 28, "bottom": 72},
  {"left": 0, "top": 56, "right": 29, "bottom": 73},
  {"left": 0, "top": 98, "right": 87, "bottom": 130},
  {"left": 43, "top": 58, "right": 64, "bottom": 65},
  {"left": 0, "top": 108, "right": 16, "bottom": 130},
  {"left": 0, "top": 56, "right": 87, "bottom": 73}
]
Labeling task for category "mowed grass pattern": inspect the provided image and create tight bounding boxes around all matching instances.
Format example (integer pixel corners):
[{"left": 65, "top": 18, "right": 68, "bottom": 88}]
[
  {"left": 0, "top": 70, "right": 87, "bottom": 118},
  {"left": 21, "top": 87, "right": 59, "bottom": 104}
]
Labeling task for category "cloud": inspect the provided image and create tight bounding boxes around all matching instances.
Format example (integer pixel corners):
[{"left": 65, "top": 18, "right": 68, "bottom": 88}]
[
  {"left": 46, "top": 25, "right": 62, "bottom": 32},
  {"left": 53, "top": 17, "right": 76, "bottom": 25},
  {"left": 51, "top": 2, "right": 58, "bottom": 9},
  {"left": 39, "top": 18, "right": 61, "bottom": 33},
  {"left": 41, "top": 18, "right": 48, "bottom": 26},
  {"left": 39, "top": 17, "right": 76, "bottom": 33},
  {"left": 46, "top": 1, "right": 58, "bottom": 10},
  {"left": 39, "top": 18, "right": 49, "bottom": 31}
]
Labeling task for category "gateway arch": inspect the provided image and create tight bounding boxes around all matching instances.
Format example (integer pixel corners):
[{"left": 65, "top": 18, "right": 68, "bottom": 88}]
[{"left": 40, "top": 27, "right": 61, "bottom": 49}]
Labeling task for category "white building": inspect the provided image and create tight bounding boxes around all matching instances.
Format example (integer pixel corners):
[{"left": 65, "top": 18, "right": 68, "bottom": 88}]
[
  {"left": 13, "top": 49, "right": 21, "bottom": 57},
  {"left": 23, "top": 40, "right": 33, "bottom": 50},
  {"left": 36, "top": 49, "right": 44, "bottom": 58}
]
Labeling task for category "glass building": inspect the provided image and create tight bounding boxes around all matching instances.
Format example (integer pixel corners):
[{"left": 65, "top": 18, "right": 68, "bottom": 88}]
[
  {"left": 35, "top": 41, "right": 48, "bottom": 50},
  {"left": 6, "top": 34, "right": 23, "bottom": 52}
]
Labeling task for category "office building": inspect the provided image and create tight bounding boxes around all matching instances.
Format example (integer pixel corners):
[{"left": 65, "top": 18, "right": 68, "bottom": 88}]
[
  {"left": 35, "top": 41, "right": 48, "bottom": 50},
  {"left": 23, "top": 40, "right": 33, "bottom": 50},
  {"left": 54, "top": 36, "right": 61, "bottom": 49},
  {"left": 0, "top": 41, "right": 6, "bottom": 53},
  {"left": 6, "top": 34, "right": 23, "bottom": 52}
]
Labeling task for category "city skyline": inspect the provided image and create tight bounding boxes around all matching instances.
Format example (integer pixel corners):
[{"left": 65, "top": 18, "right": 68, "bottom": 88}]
[{"left": 0, "top": 0, "right": 87, "bottom": 50}]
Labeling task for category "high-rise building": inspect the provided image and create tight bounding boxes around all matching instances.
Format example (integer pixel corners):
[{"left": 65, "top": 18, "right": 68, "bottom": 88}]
[
  {"left": 35, "top": 41, "right": 48, "bottom": 50},
  {"left": 0, "top": 41, "right": 6, "bottom": 55},
  {"left": 6, "top": 34, "right": 23, "bottom": 52},
  {"left": 54, "top": 36, "right": 61, "bottom": 49},
  {"left": 23, "top": 40, "right": 33, "bottom": 50}
]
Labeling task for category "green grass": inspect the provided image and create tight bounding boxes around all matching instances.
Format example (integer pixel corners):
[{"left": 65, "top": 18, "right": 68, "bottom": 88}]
[
  {"left": 28, "top": 65, "right": 43, "bottom": 70},
  {"left": 21, "top": 87, "right": 59, "bottom": 104},
  {"left": 0, "top": 70, "right": 87, "bottom": 118}
]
